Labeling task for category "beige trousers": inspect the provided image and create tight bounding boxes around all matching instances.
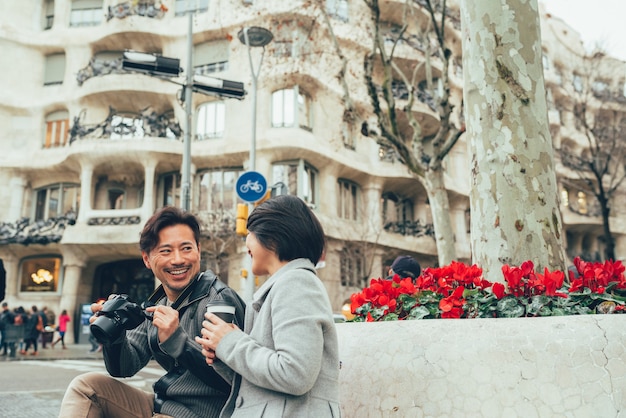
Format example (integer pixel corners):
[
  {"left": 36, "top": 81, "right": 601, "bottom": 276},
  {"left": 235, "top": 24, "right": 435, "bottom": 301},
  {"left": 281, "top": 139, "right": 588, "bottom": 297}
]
[{"left": 58, "top": 371, "right": 172, "bottom": 418}]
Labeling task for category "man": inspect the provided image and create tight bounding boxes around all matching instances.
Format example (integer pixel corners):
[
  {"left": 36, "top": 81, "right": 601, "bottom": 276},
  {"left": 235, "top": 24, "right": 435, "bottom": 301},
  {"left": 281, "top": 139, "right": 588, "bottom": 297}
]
[
  {"left": 387, "top": 255, "right": 422, "bottom": 281},
  {"left": 59, "top": 206, "right": 246, "bottom": 418},
  {"left": 0, "top": 302, "right": 13, "bottom": 356}
]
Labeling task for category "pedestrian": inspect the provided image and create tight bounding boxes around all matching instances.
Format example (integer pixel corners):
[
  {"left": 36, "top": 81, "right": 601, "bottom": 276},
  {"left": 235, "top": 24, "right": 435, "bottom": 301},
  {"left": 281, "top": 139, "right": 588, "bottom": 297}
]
[
  {"left": 39, "top": 306, "right": 52, "bottom": 348},
  {"left": 197, "top": 195, "right": 341, "bottom": 417},
  {"left": 59, "top": 206, "right": 246, "bottom": 418},
  {"left": 51, "top": 309, "right": 70, "bottom": 349},
  {"left": 387, "top": 255, "right": 422, "bottom": 281},
  {"left": 0, "top": 302, "right": 13, "bottom": 356},
  {"left": 14, "top": 306, "right": 28, "bottom": 354},
  {"left": 22, "top": 305, "right": 43, "bottom": 355}
]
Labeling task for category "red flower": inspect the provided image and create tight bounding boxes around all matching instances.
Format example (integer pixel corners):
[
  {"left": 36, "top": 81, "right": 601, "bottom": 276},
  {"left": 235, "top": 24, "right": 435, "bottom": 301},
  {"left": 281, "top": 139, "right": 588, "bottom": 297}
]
[{"left": 492, "top": 282, "right": 505, "bottom": 299}]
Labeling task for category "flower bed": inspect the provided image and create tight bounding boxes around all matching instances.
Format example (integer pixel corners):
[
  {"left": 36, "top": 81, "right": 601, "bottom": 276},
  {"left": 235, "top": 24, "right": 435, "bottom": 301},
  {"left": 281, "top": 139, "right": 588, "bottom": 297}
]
[{"left": 350, "top": 257, "right": 626, "bottom": 321}]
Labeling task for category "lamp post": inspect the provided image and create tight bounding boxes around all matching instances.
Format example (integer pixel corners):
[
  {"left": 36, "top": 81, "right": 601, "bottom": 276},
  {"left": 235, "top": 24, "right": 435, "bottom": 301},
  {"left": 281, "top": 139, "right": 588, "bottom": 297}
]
[
  {"left": 181, "top": 9, "right": 194, "bottom": 211},
  {"left": 238, "top": 26, "right": 273, "bottom": 302}
]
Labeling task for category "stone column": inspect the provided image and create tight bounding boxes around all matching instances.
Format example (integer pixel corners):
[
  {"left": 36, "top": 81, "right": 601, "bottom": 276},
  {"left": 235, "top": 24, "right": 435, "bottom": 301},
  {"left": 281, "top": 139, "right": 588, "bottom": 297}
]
[
  {"left": 59, "top": 247, "right": 87, "bottom": 344},
  {"left": 141, "top": 160, "right": 157, "bottom": 221},
  {"left": 77, "top": 164, "right": 93, "bottom": 223},
  {"left": 8, "top": 177, "right": 27, "bottom": 221},
  {"left": 0, "top": 255, "right": 19, "bottom": 300}
]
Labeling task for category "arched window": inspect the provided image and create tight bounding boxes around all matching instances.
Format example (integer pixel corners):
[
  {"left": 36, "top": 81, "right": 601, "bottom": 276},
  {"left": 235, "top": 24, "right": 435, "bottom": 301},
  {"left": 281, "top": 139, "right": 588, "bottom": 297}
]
[
  {"left": 70, "top": 0, "right": 103, "bottom": 27},
  {"left": 19, "top": 255, "right": 62, "bottom": 293},
  {"left": 44, "top": 53, "right": 65, "bottom": 85},
  {"left": 272, "top": 87, "right": 312, "bottom": 131},
  {"left": 196, "top": 102, "right": 225, "bottom": 139},
  {"left": 197, "top": 168, "right": 243, "bottom": 212},
  {"left": 272, "top": 160, "right": 318, "bottom": 207},
  {"left": 337, "top": 179, "right": 360, "bottom": 220},
  {"left": 194, "top": 40, "right": 229, "bottom": 75},
  {"left": 44, "top": 110, "right": 69, "bottom": 148},
  {"left": 34, "top": 183, "right": 80, "bottom": 221}
]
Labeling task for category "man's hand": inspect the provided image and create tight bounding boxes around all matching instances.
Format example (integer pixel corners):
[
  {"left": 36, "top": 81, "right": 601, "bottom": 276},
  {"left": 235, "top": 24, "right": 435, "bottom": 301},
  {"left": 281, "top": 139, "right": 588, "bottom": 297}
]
[
  {"left": 145, "top": 305, "right": 179, "bottom": 343},
  {"left": 88, "top": 298, "right": 108, "bottom": 324}
]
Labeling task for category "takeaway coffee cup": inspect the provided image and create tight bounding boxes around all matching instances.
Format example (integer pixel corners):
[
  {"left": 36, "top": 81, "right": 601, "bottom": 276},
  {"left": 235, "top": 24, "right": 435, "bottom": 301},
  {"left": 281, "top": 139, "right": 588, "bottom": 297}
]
[{"left": 206, "top": 302, "right": 236, "bottom": 323}]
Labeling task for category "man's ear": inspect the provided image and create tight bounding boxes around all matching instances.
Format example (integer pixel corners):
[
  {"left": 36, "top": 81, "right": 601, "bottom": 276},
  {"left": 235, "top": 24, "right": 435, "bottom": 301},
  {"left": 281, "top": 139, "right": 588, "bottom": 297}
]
[{"left": 141, "top": 251, "right": 151, "bottom": 269}]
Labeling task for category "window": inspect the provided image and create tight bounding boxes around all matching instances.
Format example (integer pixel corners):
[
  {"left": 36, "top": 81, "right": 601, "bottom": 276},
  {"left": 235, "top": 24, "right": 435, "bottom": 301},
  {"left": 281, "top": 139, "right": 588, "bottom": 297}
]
[
  {"left": 561, "top": 188, "right": 569, "bottom": 207},
  {"left": 577, "top": 191, "right": 588, "bottom": 214},
  {"left": 194, "top": 41, "right": 229, "bottom": 75},
  {"left": 272, "top": 160, "right": 318, "bottom": 207},
  {"left": 541, "top": 53, "right": 550, "bottom": 71},
  {"left": 108, "top": 189, "right": 125, "bottom": 209},
  {"left": 196, "top": 102, "right": 225, "bottom": 139},
  {"left": 272, "top": 87, "right": 312, "bottom": 130},
  {"left": 341, "top": 120, "right": 355, "bottom": 150},
  {"left": 44, "top": 110, "right": 69, "bottom": 148},
  {"left": 175, "top": 0, "right": 208, "bottom": 16},
  {"left": 197, "top": 168, "right": 242, "bottom": 212},
  {"left": 382, "top": 192, "right": 414, "bottom": 225},
  {"left": 337, "top": 179, "right": 360, "bottom": 220},
  {"left": 34, "top": 183, "right": 80, "bottom": 221},
  {"left": 271, "top": 22, "right": 310, "bottom": 58},
  {"left": 158, "top": 172, "right": 181, "bottom": 208},
  {"left": 70, "top": 0, "right": 103, "bottom": 27},
  {"left": 43, "top": 0, "right": 54, "bottom": 29},
  {"left": 20, "top": 256, "right": 62, "bottom": 293},
  {"left": 327, "top": 0, "right": 348, "bottom": 22},
  {"left": 44, "top": 53, "right": 65, "bottom": 86},
  {"left": 340, "top": 246, "right": 365, "bottom": 287}
]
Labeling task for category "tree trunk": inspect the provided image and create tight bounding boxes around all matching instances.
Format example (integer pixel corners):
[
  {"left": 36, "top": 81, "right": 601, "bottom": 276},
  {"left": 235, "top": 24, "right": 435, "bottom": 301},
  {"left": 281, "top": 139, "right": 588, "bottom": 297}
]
[
  {"left": 423, "top": 169, "right": 456, "bottom": 266},
  {"left": 460, "top": 0, "right": 567, "bottom": 282}
]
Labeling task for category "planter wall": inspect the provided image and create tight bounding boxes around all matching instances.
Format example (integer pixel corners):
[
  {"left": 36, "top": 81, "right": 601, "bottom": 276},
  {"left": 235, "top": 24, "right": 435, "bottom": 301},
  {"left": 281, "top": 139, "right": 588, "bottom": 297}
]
[{"left": 336, "top": 315, "right": 626, "bottom": 417}]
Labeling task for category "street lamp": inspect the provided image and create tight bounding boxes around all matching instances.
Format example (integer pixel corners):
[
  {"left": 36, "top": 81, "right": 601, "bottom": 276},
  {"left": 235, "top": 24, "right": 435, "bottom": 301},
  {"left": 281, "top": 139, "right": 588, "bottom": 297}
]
[
  {"left": 237, "top": 26, "right": 273, "bottom": 174},
  {"left": 238, "top": 26, "right": 273, "bottom": 302}
]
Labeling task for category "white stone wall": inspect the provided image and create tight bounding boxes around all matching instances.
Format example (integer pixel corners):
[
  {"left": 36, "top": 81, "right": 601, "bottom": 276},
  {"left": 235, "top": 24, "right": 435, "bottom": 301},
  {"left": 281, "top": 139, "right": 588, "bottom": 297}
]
[{"left": 337, "top": 315, "right": 626, "bottom": 417}]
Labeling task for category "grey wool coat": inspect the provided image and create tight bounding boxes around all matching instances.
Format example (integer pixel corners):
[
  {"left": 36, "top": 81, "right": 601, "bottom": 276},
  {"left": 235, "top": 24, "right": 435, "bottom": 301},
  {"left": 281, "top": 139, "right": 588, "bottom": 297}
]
[{"left": 214, "top": 259, "right": 341, "bottom": 417}]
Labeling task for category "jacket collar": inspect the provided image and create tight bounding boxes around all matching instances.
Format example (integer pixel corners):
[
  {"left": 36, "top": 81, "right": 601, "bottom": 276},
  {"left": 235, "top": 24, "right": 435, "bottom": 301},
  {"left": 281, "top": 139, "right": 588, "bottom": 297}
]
[{"left": 251, "top": 258, "right": 316, "bottom": 312}]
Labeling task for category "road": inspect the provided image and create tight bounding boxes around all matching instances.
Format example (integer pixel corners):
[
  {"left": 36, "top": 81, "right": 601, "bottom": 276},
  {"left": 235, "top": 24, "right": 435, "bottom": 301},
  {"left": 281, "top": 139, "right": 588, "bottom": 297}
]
[{"left": 0, "top": 359, "right": 164, "bottom": 417}]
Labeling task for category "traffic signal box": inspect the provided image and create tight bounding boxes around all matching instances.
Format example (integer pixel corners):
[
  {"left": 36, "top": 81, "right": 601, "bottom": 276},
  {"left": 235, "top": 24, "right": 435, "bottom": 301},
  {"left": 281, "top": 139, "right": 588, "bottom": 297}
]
[
  {"left": 254, "top": 191, "right": 271, "bottom": 207},
  {"left": 236, "top": 203, "right": 248, "bottom": 236}
]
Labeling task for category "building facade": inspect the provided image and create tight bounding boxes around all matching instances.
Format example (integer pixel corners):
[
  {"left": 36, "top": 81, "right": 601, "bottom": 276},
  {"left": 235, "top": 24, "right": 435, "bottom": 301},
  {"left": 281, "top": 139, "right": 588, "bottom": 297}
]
[{"left": 0, "top": 0, "right": 624, "bottom": 342}]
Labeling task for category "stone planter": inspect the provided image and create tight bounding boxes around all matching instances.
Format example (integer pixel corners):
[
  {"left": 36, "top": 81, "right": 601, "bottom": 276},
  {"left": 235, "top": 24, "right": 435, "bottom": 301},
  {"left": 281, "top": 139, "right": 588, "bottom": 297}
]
[{"left": 336, "top": 315, "right": 626, "bottom": 417}]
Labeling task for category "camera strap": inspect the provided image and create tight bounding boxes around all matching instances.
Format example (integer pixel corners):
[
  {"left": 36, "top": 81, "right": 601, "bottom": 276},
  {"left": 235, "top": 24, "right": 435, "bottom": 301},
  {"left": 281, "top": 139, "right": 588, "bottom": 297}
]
[{"left": 144, "top": 273, "right": 202, "bottom": 311}]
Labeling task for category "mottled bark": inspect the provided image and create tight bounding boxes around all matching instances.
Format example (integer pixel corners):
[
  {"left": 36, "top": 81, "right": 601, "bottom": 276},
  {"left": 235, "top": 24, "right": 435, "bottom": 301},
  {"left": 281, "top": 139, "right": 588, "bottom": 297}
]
[
  {"left": 424, "top": 168, "right": 456, "bottom": 265},
  {"left": 460, "top": 0, "right": 566, "bottom": 282}
]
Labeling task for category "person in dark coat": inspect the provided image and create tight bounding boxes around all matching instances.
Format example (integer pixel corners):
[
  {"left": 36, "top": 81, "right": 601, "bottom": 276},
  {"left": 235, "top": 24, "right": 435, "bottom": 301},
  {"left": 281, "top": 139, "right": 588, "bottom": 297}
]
[{"left": 22, "top": 306, "right": 42, "bottom": 355}]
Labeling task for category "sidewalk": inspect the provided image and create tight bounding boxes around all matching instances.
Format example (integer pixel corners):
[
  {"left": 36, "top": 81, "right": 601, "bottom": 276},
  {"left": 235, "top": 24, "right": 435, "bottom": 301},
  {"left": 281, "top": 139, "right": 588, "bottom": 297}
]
[{"left": 0, "top": 343, "right": 101, "bottom": 361}]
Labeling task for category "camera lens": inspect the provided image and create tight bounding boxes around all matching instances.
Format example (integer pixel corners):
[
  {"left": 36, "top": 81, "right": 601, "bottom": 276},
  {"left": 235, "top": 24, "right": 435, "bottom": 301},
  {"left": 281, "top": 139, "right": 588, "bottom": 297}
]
[{"left": 90, "top": 316, "right": 122, "bottom": 344}]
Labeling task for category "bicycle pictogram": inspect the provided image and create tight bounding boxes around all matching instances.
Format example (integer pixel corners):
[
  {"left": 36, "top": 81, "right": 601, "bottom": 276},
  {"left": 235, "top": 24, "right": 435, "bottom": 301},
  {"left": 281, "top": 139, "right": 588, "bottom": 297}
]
[{"left": 239, "top": 180, "right": 265, "bottom": 194}]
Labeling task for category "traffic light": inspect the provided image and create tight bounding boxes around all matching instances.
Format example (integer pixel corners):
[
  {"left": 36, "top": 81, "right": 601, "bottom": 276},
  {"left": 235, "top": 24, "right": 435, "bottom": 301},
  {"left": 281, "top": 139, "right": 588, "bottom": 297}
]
[
  {"left": 121, "top": 51, "right": 181, "bottom": 77},
  {"left": 192, "top": 75, "right": 246, "bottom": 99},
  {"left": 254, "top": 191, "right": 271, "bottom": 207},
  {"left": 236, "top": 203, "right": 248, "bottom": 236}
]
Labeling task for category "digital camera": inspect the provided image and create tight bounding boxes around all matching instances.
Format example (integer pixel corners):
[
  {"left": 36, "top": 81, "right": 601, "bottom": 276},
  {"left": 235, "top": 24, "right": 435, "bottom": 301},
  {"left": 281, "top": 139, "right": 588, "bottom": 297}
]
[{"left": 90, "top": 294, "right": 148, "bottom": 344}]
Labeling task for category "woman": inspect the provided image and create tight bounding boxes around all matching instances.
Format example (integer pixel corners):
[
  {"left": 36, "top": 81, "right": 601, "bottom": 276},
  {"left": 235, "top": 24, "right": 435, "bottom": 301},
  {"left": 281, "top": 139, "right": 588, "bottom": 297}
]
[
  {"left": 52, "top": 309, "right": 70, "bottom": 349},
  {"left": 196, "top": 195, "right": 340, "bottom": 417}
]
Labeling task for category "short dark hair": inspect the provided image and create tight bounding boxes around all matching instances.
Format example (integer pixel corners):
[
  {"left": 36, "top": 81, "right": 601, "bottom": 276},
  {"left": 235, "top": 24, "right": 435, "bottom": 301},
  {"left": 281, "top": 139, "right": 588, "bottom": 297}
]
[
  {"left": 139, "top": 206, "right": 201, "bottom": 254},
  {"left": 247, "top": 195, "right": 325, "bottom": 265}
]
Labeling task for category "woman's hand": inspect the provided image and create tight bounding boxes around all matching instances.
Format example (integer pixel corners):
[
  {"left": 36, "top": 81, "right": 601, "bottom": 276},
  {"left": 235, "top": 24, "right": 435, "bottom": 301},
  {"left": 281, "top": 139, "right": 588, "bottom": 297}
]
[{"left": 195, "top": 313, "right": 238, "bottom": 365}]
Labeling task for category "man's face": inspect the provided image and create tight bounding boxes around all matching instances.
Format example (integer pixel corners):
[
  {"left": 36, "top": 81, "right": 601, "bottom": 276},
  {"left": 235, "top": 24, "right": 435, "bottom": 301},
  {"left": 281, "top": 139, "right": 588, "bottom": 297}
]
[{"left": 142, "top": 224, "right": 201, "bottom": 301}]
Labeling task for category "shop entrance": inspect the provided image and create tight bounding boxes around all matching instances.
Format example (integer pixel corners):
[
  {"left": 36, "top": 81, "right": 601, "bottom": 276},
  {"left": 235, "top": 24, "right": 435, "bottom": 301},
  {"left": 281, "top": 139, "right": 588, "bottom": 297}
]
[{"left": 92, "top": 259, "right": 155, "bottom": 303}]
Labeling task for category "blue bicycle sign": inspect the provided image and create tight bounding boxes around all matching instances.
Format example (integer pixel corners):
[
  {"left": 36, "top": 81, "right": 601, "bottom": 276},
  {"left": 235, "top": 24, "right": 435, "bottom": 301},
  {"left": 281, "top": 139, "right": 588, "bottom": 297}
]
[
  {"left": 236, "top": 171, "right": 268, "bottom": 202},
  {"left": 239, "top": 179, "right": 265, "bottom": 194}
]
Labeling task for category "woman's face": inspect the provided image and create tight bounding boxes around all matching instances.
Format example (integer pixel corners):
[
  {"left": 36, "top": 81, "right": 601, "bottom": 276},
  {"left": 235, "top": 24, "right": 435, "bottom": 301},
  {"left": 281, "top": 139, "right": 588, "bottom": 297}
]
[{"left": 246, "top": 232, "right": 280, "bottom": 276}]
